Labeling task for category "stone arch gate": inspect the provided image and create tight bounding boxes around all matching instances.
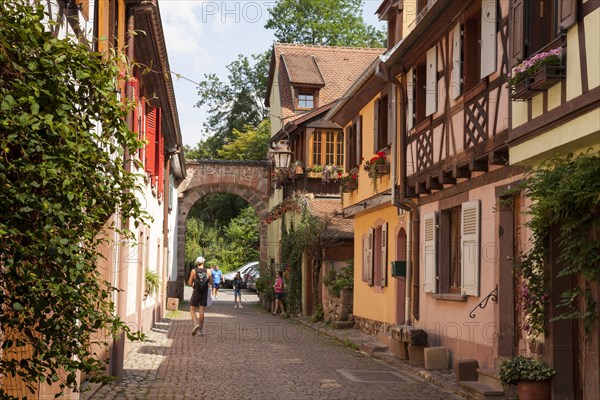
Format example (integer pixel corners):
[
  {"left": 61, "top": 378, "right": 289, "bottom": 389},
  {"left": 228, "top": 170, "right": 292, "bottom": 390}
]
[{"left": 172, "top": 160, "right": 271, "bottom": 298}]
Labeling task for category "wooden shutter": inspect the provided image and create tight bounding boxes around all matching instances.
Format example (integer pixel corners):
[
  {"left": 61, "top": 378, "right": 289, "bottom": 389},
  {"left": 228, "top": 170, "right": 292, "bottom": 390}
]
[
  {"left": 345, "top": 125, "right": 353, "bottom": 171},
  {"left": 145, "top": 108, "right": 157, "bottom": 176},
  {"left": 558, "top": 0, "right": 577, "bottom": 30},
  {"left": 381, "top": 222, "right": 388, "bottom": 287},
  {"left": 362, "top": 235, "right": 369, "bottom": 282},
  {"left": 406, "top": 68, "right": 414, "bottom": 130},
  {"left": 423, "top": 212, "right": 437, "bottom": 293},
  {"left": 373, "top": 98, "right": 380, "bottom": 153},
  {"left": 461, "top": 200, "right": 480, "bottom": 296},
  {"left": 387, "top": 89, "right": 394, "bottom": 147},
  {"left": 426, "top": 46, "right": 438, "bottom": 117},
  {"left": 356, "top": 116, "right": 363, "bottom": 169},
  {"left": 155, "top": 108, "right": 164, "bottom": 196},
  {"left": 367, "top": 228, "right": 374, "bottom": 286},
  {"left": 139, "top": 97, "right": 146, "bottom": 161},
  {"left": 481, "top": 0, "right": 498, "bottom": 78},
  {"left": 450, "top": 23, "right": 462, "bottom": 100},
  {"left": 510, "top": 0, "right": 525, "bottom": 67}
]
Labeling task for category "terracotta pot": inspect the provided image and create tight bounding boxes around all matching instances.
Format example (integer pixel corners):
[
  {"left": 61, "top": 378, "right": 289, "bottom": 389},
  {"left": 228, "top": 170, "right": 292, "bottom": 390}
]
[{"left": 516, "top": 380, "right": 551, "bottom": 400}]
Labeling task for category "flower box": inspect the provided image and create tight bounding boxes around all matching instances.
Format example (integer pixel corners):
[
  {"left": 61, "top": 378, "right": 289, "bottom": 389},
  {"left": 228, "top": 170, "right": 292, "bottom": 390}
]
[
  {"left": 529, "top": 64, "right": 564, "bottom": 91},
  {"left": 308, "top": 171, "right": 322, "bottom": 179},
  {"left": 511, "top": 79, "right": 538, "bottom": 101}
]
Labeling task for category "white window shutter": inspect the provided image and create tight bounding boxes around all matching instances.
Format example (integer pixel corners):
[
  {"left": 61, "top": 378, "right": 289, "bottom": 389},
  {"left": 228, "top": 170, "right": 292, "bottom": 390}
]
[
  {"left": 423, "top": 212, "right": 437, "bottom": 293},
  {"left": 450, "top": 23, "right": 462, "bottom": 100},
  {"left": 461, "top": 200, "right": 480, "bottom": 296},
  {"left": 367, "top": 228, "right": 374, "bottom": 286},
  {"left": 426, "top": 46, "right": 438, "bottom": 117},
  {"left": 480, "top": 0, "right": 497, "bottom": 78},
  {"left": 381, "top": 222, "right": 388, "bottom": 287},
  {"left": 406, "top": 68, "right": 414, "bottom": 130}
]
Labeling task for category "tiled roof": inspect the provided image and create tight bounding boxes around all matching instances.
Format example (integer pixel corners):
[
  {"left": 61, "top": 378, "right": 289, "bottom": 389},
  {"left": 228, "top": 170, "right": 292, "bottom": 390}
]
[
  {"left": 281, "top": 54, "right": 325, "bottom": 86},
  {"left": 270, "top": 43, "right": 385, "bottom": 123},
  {"left": 307, "top": 197, "right": 354, "bottom": 239}
]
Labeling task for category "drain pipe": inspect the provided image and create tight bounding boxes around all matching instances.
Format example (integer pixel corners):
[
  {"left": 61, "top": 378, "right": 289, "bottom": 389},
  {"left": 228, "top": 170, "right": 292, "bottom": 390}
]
[{"left": 380, "top": 64, "right": 420, "bottom": 326}]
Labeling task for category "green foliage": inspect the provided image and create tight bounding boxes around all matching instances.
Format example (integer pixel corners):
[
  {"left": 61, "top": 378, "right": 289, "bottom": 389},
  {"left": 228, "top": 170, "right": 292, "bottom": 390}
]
[
  {"left": 195, "top": 52, "right": 270, "bottom": 150},
  {"left": 265, "top": 0, "right": 385, "bottom": 47},
  {"left": 217, "top": 120, "right": 270, "bottom": 161},
  {"left": 323, "top": 260, "right": 354, "bottom": 298},
  {"left": 311, "top": 305, "right": 325, "bottom": 322},
  {"left": 280, "top": 217, "right": 303, "bottom": 314},
  {"left": 0, "top": 1, "right": 146, "bottom": 396},
  {"left": 185, "top": 205, "right": 258, "bottom": 274},
  {"left": 518, "top": 152, "right": 600, "bottom": 336},
  {"left": 145, "top": 269, "right": 160, "bottom": 297},
  {"left": 498, "top": 356, "right": 556, "bottom": 386}
]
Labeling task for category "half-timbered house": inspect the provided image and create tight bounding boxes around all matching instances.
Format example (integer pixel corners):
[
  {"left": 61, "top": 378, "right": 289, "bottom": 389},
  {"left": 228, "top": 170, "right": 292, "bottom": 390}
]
[{"left": 507, "top": 0, "right": 600, "bottom": 397}]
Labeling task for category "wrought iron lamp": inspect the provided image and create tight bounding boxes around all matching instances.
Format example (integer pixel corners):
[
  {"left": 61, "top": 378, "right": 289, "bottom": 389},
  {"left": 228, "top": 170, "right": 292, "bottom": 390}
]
[{"left": 268, "top": 140, "right": 293, "bottom": 170}]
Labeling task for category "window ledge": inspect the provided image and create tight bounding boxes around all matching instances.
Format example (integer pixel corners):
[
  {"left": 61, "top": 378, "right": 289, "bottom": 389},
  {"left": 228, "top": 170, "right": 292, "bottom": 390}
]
[{"left": 431, "top": 293, "right": 467, "bottom": 302}]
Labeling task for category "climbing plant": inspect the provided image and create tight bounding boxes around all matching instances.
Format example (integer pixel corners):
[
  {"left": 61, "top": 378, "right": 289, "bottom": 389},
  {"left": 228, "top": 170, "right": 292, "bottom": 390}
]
[
  {"left": 0, "top": 1, "right": 146, "bottom": 398},
  {"left": 517, "top": 152, "right": 600, "bottom": 336}
]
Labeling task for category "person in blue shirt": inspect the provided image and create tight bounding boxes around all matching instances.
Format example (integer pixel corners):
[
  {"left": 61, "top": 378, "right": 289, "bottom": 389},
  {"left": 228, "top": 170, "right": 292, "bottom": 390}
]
[{"left": 211, "top": 265, "right": 224, "bottom": 300}]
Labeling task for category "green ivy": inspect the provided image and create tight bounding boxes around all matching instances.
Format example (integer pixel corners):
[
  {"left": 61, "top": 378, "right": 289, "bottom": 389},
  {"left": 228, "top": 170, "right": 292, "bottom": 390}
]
[
  {"left": 1, "top": 1, "right": 146, "bottom": 398},
  {"left": 323, "top": 259, "right": 354, "bottom": 298},
  {"left": 519, "top": 152, "right": 600, "bottom": 336}
]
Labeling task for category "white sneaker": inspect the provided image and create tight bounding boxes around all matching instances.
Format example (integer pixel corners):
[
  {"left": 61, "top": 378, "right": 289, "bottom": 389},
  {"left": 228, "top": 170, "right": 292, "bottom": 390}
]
[
  {"left": 199, "top": 329, "right": 204, "bottom": 336},
  {"left": 234, "top": 304, "right": 237, "bottom": 308},
  {"left": 239, "top": 304, "right": 243, "bottom": 308},
  {"left": 192, "top": 324, "right": 200, "bottom": 336}
]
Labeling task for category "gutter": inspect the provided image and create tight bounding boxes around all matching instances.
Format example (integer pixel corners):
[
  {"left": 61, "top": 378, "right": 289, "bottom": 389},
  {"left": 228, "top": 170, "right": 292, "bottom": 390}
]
[{"left": 378, "top": 63, "right": 420, "bottom": 325}]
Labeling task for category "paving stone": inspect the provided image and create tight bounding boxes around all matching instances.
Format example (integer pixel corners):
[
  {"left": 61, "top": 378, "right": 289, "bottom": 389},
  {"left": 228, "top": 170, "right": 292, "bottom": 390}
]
[{"left": 82, "top": 289, "right": 463, "bottom": 400}]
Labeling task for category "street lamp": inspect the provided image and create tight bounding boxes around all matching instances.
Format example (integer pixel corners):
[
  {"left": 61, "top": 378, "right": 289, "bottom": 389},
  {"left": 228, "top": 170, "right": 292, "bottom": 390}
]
[{"left": 268, "top": 140, "right": 293, "bottom": 170}]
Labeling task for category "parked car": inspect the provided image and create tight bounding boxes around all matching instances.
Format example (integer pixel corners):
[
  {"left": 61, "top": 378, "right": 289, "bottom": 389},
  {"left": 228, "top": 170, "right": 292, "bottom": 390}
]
[
  {"left": 222, "top": 261, "right": 258, "bottom": 288},
  {"left": 244, "top": 267, "right": 260, "bottom": 292}
]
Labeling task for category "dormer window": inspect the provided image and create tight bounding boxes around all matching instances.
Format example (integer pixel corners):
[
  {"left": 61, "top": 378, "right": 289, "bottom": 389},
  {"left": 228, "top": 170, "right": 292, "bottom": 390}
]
[{"left": 295, "top": 89, "right": 318, "bottom": 110}]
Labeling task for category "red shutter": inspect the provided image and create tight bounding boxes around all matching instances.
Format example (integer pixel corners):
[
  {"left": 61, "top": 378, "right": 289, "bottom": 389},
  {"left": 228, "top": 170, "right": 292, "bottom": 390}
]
[
  {"left": 510, "top": 0, "right": 525, "bottom": 67},
  {"left": 139, "top": 96, "right": 146, "bottom": 162},
  {"left": 155, "top": 108, "right": 164, "bottom": 195},
  {"left": 558, "top": 0, "right": 577, "bottom": 30},
  {"left": 145, "top": 107, "right": 156, "bottom": 176}
]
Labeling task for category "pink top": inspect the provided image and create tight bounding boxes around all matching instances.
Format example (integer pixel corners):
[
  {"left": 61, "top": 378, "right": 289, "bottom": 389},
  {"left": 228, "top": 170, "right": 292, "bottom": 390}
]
[{"left": 274, "top": 276, "right": 284, "bottom": 293}]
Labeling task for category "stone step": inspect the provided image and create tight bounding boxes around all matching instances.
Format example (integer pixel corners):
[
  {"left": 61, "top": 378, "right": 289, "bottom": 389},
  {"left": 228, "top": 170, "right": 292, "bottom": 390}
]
[
  {"left": 360, "top": 341, "right": 388, "bottom": 355},
  {"left": 477, "top": 368, "right": 503, "bottom": 391},
  {"left": 332, "top": 321, "right": 354, "bottom": 329},
  {"left": 459, "top": 381, "right": 505, "bottom": 400}
]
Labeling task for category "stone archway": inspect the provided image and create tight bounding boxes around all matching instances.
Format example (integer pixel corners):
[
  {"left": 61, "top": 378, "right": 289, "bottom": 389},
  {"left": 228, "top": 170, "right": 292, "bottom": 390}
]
[{"left": 172, "top": 160, "right": 271, "bottom": 298}]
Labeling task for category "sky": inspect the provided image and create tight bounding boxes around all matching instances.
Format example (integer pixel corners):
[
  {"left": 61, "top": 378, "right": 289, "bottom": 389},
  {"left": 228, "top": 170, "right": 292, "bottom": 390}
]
[{"left": 159, "top": 0, "right": 386, "bottom": 148}]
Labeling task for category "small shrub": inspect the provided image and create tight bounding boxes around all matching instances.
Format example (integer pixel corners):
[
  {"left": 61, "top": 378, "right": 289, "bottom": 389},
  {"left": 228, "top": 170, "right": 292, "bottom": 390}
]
[{"left": 498, "top": 356, "right": 556, "bottom": 386}]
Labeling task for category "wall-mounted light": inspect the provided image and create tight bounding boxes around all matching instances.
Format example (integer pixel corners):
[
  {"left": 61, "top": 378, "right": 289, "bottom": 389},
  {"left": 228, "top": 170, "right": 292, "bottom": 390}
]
[{"left": 268, "top": 140, "right": 293, "bottom": 170}]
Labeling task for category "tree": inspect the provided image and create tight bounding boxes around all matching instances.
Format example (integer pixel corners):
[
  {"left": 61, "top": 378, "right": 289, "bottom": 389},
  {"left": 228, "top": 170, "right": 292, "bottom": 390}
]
[
  {"left": 265, "top": 0, "right": 385, "bottom": 47},
  {"left": 195, "top": 52, "right": 270, "bottom": 153},
  {"left": 218, "top": 120, "right": 270, "bottom": 161},
  {"left": 0, "top": 1, "right": 145, "bottom": 397}
]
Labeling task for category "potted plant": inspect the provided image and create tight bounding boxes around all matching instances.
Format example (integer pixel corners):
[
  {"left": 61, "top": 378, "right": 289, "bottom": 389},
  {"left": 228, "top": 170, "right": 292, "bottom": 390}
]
[
  {"left": 363, "top": 151, "right": 389, "bottom": 192},
  {"left": 339, "top": 173, "right": 358, "bottom": 193},
  {"left": 322, "top": 164, "right": 342, "bottom": 184},
  {"left": 308, "top": 164, "right": 323, "bottom": 178},
  {"left": 498, "top": 355, "right": 555, "bottom": 400}
]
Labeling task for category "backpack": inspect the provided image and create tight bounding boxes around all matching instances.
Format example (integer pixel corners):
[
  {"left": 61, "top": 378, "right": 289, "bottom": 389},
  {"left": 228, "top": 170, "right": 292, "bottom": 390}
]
[{"left": 193, "top": 267, "right": 209, "bottom": 291}]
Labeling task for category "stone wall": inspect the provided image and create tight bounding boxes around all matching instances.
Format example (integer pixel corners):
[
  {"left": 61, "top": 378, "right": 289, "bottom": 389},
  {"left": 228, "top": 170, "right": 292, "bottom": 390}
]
[{"left": 323, "top": 289, "right": 353, "bottom": 322}]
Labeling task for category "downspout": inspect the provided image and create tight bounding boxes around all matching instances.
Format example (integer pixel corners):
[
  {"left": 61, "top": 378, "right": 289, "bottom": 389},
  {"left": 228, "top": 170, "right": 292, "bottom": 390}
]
[{"left": 380, "top": 63, "right": 420, "bottom": 326}]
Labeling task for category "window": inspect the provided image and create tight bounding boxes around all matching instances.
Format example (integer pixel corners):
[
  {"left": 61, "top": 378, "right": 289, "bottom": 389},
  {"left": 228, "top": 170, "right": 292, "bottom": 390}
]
[
  {"left": 365, "top": 224, "right": 388, "bottom": 288},
  {"left": 295, "top": 88, "right": 319, "bottom": 110},
  {"left": 310, "top": 130, "right": 343, "bottom": 167},
  {"left": 463, "top": 9, "right": 482, "bottom": 92},
  {"left": 298, "top": 92, "right": 314, "bottom": 109},
  {"left": 423, "top": 200, "right": 481, "bottom": 296},
  {"left": 374, "top": 95, "right": 388, "bottom": 152},
  {"left": 510, "top": 0, "right": 576, "bottom": 66}
]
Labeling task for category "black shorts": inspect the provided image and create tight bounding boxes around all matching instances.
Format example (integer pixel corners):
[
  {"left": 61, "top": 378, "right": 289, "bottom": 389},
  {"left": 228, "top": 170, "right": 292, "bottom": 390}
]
[
  {"left": 190, "top": 289, "right": 208, "bottom": 307},
  {"left": 275, "top": 292, "right": 284, "bottom": 300}
]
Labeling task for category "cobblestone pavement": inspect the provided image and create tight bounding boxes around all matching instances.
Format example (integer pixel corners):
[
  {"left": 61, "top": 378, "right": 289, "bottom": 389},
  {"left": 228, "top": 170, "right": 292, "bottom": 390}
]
[{"left": 84, "top": 290, "right": 464, "bottom": 400}]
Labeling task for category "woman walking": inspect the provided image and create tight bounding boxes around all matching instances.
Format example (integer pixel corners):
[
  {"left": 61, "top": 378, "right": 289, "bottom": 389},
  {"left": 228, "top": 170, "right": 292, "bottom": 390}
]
[{"left": 272, "top": 271, "right": 285, "bottom": 316}]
